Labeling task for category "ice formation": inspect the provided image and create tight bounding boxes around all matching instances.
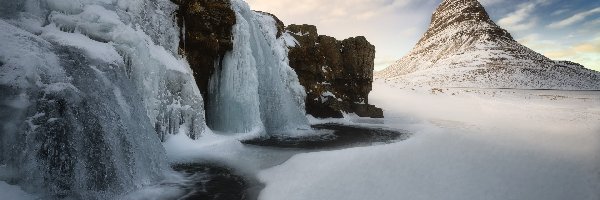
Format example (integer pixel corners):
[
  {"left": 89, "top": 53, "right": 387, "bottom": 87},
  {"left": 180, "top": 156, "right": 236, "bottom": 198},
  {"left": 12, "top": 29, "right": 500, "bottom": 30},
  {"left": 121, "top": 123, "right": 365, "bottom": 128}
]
[
  {"left": 207, "top": 0, "right": 309, "bottom": 134},
  {"left": 0, "top": 0, "right": 206, "bottom": 198}
]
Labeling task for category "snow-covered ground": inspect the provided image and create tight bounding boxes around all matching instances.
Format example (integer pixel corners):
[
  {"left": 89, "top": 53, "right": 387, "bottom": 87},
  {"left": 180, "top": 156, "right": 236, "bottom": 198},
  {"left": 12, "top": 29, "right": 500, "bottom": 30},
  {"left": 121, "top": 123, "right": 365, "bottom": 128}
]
[{"left": 258, "top": 80, "right": 600, "bottom": 200}]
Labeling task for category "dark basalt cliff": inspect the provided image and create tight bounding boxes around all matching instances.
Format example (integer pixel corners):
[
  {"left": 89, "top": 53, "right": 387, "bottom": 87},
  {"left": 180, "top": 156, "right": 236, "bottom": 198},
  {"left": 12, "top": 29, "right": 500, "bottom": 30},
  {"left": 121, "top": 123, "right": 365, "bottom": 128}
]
[
  {"left": 286, "top": 25, "right": 383, "bottom": 118},
  {"left": 171, "top": 0, "right": 236, "bottom": 100},
  {"left": 172, "top": 1, "right": 382, "bottom": 118}
]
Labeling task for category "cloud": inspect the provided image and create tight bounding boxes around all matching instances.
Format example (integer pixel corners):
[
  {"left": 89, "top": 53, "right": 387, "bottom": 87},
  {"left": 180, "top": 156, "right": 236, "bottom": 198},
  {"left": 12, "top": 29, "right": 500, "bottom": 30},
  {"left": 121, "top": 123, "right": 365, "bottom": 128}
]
[
  {"left": 478, "top": 0, "right": 504, "bottom": 6},
  {"left": 573, "top": 43, "right": 600, "bottom": 52},
  {"left": 551, "top": 9, "right": 569, "bottom": 16},
  {"left": 547, "top": 7, "right": 600, "bottom": 29},
  {"left": 542, "top": 36, "right": 600, "bottom": 71},
  {"left": 583, "top": 18, "right": 600, "bottom": 26},
  {"left": 517, "top": 33, "right": 541, "bottom": 46},
  {"left": 497, "top": 2, "right": 538, "bottom": 31}
]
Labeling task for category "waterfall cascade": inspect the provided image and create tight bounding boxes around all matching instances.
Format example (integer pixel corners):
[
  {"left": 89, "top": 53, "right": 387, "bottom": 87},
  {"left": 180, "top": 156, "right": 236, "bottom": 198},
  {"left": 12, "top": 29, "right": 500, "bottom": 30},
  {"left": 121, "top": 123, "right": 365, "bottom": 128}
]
[
  {"left": 0, "top": 0, "right": 205, "bottom": 198},
  {"left": 207, "top": 0, "right": 310, "bottom": 135}
]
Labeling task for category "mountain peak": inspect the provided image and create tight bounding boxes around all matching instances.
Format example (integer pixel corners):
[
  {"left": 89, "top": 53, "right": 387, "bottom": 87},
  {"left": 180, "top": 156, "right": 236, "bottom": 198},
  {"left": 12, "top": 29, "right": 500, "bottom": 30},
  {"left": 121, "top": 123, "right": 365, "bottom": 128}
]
[
  {"left": 420, "top": 0, "right": 512, "bottom": 45},
  {"left": 377, "top": 0, "right": 600, "bottom": 90}
]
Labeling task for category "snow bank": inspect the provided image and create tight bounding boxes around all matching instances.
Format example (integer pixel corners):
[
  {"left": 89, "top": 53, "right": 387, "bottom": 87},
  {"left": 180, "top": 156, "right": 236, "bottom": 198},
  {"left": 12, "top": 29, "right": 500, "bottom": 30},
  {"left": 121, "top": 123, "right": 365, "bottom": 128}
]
[{"left": 258, "top": 80, "right": 600, "bottom": 200}]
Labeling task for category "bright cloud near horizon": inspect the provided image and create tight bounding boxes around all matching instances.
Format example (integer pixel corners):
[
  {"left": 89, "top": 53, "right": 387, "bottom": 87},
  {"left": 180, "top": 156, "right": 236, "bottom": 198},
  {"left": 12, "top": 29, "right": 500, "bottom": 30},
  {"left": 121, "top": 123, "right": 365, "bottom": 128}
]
[{"left": 246, "top": 0, "right": 600, "bottom": 72}]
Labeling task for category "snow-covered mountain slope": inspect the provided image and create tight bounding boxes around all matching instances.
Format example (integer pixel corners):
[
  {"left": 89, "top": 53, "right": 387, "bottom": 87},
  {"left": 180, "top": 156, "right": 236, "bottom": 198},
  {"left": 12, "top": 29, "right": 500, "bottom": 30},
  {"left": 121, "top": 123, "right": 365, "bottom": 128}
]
[{"left": 376, "top": 0, "right": 600, "bottom": 90}]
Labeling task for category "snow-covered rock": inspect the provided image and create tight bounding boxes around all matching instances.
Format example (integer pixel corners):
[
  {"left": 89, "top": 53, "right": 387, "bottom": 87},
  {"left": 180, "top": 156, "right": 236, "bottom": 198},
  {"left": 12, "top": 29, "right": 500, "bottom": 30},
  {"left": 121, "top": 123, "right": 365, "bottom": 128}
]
[{"left": 377, "top": 0, "right": 600, "bottom": 90}]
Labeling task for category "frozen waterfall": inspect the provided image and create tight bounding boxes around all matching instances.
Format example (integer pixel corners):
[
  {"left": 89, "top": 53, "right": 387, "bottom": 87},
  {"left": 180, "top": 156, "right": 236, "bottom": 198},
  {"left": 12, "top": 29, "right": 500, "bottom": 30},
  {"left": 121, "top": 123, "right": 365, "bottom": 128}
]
[
  {"left": 0, "top": 0, "right": 312, "bottom": 198},
  {"left": 207, "top": 0, "right": 310, "bottom": 135},
  {"left": 0, "top": 0, "right": 205, "bottom": 198}
]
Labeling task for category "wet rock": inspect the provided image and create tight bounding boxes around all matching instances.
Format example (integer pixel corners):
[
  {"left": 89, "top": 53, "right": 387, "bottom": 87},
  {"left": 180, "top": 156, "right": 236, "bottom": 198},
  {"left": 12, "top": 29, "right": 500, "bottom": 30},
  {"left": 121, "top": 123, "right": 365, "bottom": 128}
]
[
  {"left": 171, "top": 0, "right": 236, "bottom": 100},
  {"left": 352, "top": 104, "right": 385, "bottom": 118},
  {"left": 286, "top": 24, "right": 383, "bottom": 118}
]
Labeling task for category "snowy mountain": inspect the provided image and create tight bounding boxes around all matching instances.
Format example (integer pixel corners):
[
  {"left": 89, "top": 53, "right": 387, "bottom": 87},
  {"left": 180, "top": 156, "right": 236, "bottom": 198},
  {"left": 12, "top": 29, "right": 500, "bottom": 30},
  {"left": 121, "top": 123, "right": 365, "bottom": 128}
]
[{"left": 376, "top": 0, "right": 600, "bottom": 90}]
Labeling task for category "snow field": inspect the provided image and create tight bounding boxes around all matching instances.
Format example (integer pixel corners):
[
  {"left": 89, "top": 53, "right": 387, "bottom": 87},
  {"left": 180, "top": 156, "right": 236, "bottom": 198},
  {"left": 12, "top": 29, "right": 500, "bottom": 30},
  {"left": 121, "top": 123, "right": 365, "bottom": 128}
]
[{"left": 257, "top": 80, "right": 600, "bottom": 200}]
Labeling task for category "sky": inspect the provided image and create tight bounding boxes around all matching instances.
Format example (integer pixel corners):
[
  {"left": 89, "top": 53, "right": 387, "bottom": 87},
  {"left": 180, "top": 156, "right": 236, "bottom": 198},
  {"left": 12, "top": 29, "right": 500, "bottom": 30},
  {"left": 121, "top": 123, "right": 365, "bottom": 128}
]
[{"left": 246, "top": 0, "right": 600, "bottom": 72}]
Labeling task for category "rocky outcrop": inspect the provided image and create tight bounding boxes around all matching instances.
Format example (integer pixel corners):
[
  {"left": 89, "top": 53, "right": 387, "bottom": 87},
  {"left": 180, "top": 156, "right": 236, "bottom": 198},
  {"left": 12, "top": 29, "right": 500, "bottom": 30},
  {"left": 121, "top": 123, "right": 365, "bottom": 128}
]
[
  {"left": 286, "top": 24, "right": 383, "bottom": 118},
  {"left": 171, "top": 0, "right": 236, "bottom": 100},
  {"left": 172, "top": 1, "right": 382, "bottom": 118}
]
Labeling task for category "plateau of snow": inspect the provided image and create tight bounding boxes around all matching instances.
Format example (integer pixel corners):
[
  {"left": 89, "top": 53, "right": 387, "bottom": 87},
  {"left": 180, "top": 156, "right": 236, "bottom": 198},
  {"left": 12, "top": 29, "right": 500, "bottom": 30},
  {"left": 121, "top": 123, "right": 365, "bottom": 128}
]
[{"left": 258, "top": 80, "right": 600, "bottom": 200}]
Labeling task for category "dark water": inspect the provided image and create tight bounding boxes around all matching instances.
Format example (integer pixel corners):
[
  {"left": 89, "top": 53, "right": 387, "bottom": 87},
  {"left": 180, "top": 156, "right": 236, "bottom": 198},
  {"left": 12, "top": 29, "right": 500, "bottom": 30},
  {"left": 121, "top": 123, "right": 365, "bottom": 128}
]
[
  {"left": 173, "top": 123, "right": 409, "bottom": 200},
  {"left": 172, "top": 163, "right": 261, "bottom": 200},
  {"left": 243, "top": 124, "right": 409, "bottom": 149}
]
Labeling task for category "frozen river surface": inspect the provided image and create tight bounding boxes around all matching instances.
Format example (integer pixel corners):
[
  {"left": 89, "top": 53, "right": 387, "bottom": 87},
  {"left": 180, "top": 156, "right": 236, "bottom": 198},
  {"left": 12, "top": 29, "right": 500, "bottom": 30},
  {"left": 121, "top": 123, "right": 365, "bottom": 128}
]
[{"left": 257, "top": 81, "right": 600, "bottom": 200}]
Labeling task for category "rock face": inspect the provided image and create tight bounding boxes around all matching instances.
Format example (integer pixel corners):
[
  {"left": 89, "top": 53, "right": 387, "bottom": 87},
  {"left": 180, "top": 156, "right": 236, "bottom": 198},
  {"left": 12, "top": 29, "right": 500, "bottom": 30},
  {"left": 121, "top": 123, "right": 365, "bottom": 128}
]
[
  {"left": 286, "top": 24, "right": 383, "bottom": 118},
  {"left": 171, "top": 0, "right": 236, "bottom": 100},
  {"left": 377, "top": 0, "right": 600, "bottom": 90}
]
